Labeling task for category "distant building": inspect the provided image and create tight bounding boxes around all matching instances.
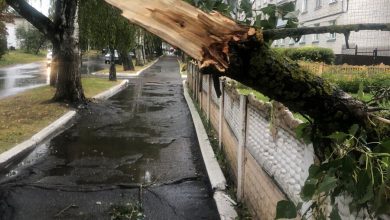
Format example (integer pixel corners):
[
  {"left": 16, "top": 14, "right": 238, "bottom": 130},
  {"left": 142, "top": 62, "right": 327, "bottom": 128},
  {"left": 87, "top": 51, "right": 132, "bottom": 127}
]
[
  {"left": 5, "top": 15, "right": 29, "bottom": 49},
  {"left": 269, "top": 0, "right": 390, "bottom": 64}
]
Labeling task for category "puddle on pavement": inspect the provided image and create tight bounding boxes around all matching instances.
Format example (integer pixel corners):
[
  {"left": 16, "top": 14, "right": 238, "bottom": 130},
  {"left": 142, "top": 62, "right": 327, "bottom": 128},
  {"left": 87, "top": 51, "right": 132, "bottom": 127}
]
[{"left": 1, "top": 77, "right": 187, "bottom": 185}]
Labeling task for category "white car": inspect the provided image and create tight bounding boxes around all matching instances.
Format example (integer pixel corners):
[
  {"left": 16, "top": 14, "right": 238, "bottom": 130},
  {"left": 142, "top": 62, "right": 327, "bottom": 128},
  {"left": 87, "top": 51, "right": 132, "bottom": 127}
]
[{"left": 104, "top": 50, "right": 119, "bottom": 64}]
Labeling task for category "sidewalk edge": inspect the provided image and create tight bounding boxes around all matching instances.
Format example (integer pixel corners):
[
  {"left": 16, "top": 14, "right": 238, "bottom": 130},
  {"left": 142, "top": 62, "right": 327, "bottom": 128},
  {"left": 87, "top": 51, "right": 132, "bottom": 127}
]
[{"left": 182, "top": 81, "right": 238, "bottom": 220}]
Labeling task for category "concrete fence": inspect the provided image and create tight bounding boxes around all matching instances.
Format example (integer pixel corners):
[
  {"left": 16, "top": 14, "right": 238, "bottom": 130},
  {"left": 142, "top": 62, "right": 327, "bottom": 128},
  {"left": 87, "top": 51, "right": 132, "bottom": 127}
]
[{"left": 185, "top": 61, "right": 379, "bottom": 220}]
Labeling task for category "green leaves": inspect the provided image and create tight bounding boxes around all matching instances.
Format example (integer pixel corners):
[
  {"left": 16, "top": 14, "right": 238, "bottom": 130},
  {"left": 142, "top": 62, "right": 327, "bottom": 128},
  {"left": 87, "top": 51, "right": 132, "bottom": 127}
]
[
  {"left": 326, "top": 131, "right": 349, "bottom": 143},
  {"left": 318, "top": 176, "right": 337, "bottom": 193},
  {"left": 295, "top": 122, "right": 312, "bottom": 144},
  {"left": 329, "top": 205, "right": 342, "bottom": 220},
  {"left": 296, "top": 122, "right": 390, "bottom": 219},
  {"left": 301, "top": 179, "right": 317, "bottom": 201},
  {"left": 275, "top": 200, "right": 297, "bottom": 219}
]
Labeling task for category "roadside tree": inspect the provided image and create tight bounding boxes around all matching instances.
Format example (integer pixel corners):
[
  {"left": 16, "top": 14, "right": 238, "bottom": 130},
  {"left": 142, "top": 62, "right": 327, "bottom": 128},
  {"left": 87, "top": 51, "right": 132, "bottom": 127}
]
[
  {"left": 5, "top": 0, "right": 85, "bottom": 103},
  {"left": 0, "top": 0, "right": 11, "bottom": 59}
]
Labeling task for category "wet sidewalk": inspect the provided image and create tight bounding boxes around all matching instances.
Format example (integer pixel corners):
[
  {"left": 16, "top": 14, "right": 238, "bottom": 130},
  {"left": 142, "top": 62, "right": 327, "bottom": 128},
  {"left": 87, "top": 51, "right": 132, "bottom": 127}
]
[{"left": 0, "top": 56, "right": 219, "bottom": 220}]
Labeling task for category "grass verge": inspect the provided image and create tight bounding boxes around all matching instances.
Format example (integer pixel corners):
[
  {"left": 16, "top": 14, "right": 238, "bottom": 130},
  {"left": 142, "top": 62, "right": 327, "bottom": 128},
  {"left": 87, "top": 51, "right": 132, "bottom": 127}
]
[
  {"left": 0, "top": 77, "right": 121, "bottom": 153},
  {"left": 0, "top": 50, "right": 46, "bottom": 68}
]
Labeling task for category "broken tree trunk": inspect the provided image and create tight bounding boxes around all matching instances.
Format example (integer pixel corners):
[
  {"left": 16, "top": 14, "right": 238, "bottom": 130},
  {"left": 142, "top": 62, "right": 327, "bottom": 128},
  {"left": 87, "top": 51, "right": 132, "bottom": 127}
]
[{"left": 104, "top": 0, "right": 389, "bottom": 136}]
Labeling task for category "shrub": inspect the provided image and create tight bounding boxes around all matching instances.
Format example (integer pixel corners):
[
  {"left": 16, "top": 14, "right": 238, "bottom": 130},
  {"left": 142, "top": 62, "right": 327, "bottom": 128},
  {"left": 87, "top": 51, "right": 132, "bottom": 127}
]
[
  {"left": 322, "top": 71, "right": 390, "bottom": 93},
  {"left": 274, "top": 47, "right": 335, "bottom": 64}
]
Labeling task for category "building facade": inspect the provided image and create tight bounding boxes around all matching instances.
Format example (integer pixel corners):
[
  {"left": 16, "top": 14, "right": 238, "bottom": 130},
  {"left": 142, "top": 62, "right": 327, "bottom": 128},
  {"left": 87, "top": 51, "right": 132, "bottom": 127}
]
[
  {"left": 269, "top": 0, "right": 390, "bottom": 64},
  {"left": 5, "top": 16, "right": 29, "bottom": 49}
]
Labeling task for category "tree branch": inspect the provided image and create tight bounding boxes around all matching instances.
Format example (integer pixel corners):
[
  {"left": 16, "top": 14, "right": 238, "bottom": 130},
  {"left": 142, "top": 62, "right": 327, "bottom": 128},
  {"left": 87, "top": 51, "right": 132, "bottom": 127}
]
[
  {"left": 263, "top": 23, "right": 390, "bottom": 40},
  {"left": 5, "top": 0, "right": 56, "bottom": 41},
  {"left": 104, "top": 0, "right": 390, "bottom": 135}
]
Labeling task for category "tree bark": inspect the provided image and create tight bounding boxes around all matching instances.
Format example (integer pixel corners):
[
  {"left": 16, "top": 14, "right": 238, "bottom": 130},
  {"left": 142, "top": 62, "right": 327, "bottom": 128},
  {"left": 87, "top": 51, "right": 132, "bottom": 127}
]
[
  {"left": 109, "top": 48, "right": 117, "bottom": 81},
  {"left": 52, "top": 0, "right": 85, "bottom": 103},
  {"left": 6, "top": 0, "right": 86, "bottom": 103},
  {"left": 120, "top": 51, "right": 134, "bottom": 71},
  {"left": 49, "top": 45, "right": 59, "bottom": 87},
  {"left": 135, "top": 46, "right": 144, "bottom": 66},
  {"left": 105, "top": 0, "right": 390, "bottom": 136}
]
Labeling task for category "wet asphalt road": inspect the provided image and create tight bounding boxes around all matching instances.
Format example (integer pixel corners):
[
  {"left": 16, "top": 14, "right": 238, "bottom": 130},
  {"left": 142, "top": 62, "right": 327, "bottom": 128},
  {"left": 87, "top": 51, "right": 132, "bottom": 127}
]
[
  {"left": 0, "top": 56, "right": 219, "bottom": 220},
  {"left": 0, "top": 56, "right": 106, "bottom": 99}
]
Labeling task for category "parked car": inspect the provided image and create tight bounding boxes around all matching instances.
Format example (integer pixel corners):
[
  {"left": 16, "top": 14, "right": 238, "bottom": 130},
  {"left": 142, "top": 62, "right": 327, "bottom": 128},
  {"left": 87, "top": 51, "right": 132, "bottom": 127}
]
[
  {"left": 46, "top": 51, "right": 52, "bottom": 66},
  {"left": 104, "top": 50, "right": 119, "bottom": 64}
]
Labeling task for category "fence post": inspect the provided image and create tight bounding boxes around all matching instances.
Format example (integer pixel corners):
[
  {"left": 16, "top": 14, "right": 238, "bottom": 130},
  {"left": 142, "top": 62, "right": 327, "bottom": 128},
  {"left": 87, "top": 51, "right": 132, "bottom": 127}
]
[
  {"left": 192, "top": 63, "right": 195, "bottom": 99},
  {"left": 237, "top": 94, "right": 248, "bottom": 201},
  {"left": 199, "top": 72, "right": 203, "bottom": 111},
  {"left": 193, "top": 63, "right": 197, "bottom": 100},
  {"left": 218, "top": 80, "right": 225, "bottom": 150},
  {"left": 207, "top": 74, "right": 211, "bottom": 122}
]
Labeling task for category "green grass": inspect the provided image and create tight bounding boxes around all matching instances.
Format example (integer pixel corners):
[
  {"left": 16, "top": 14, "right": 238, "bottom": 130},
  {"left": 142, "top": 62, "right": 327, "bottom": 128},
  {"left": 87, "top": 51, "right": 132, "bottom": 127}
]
[
  {"left": 351, "top": 93, "right": 374, "bottom": 102},
  {"left": 0, "top": 50, "right": 46, "bottom": 67},
  {"left": 0, "top": 77, "right": 121, "bottom": 153},
  {"left": 81, "top": 77, "right": 121, "bottom": 97},
  {"left": 237, "top": 88, "right": 270, "bottom": 102}
]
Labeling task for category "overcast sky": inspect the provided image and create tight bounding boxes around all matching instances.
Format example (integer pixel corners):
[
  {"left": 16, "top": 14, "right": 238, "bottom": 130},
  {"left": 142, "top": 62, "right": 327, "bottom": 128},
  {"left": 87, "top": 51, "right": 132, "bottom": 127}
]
[{"left": 29, "top": 0, "right": 50, "bottom": 16}]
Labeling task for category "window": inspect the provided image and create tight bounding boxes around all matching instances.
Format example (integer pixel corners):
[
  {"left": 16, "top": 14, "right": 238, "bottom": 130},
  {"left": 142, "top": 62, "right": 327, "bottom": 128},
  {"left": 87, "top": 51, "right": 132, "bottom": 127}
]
[
  {"left": 302, "top": 0, "right": 308, "bottom": 12},
  {"left": 313, "top": 24, "right": 320, "bottom": 42},
  {"left": 328, "top": 21, "right": 336, "bottom": 40},
  {"left": 315, "top": 0, "right": 322, "bottom": 9}
]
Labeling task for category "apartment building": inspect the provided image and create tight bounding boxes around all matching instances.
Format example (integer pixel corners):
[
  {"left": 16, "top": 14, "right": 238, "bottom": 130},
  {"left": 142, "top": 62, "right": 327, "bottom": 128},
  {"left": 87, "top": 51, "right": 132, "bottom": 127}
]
[{"left": 261, "top": 0, "right": 390, "bottom": 64}]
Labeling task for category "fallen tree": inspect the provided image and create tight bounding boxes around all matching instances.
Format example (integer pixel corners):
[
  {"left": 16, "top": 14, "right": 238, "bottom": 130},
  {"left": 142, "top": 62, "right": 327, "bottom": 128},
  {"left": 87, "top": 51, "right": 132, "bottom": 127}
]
[
  {"left": 104, "top": 0, "right": 389, "bottom": 136},
  {"left": 105, "top": 1, "right": 390, "bottom": 217}
]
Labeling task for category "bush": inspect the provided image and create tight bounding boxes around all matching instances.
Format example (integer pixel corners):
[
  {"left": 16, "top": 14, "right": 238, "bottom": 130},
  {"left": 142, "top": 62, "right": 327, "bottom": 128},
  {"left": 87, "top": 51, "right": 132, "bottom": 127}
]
[
  {"left": 16, "top": 24, "right": 47, "bottom": 54},
  {"left": 274, "top": 47, "right": 335, "bottom": 64},
  {"left": 322, "top": 71, "right": 390, "bottom": 93}
]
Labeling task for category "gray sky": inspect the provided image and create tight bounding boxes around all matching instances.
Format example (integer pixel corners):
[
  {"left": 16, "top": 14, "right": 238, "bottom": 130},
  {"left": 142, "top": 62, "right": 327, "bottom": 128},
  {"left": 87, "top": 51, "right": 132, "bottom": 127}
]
[{"left": 29, "top": 0, "right": 50, "bottom": 16}]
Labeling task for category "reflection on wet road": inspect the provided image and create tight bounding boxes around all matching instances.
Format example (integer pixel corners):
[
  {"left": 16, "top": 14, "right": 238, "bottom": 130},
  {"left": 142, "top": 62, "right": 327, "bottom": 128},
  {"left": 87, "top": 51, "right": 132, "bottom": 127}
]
[
  {"left": 0, "top": 56, "right": 106, "bottom": 99},
  {"left": 0, "top": 56, "right": 219, "bottom": 219},
  {"left": 0, "top": 62, "right": 49, "bottom": 98}
]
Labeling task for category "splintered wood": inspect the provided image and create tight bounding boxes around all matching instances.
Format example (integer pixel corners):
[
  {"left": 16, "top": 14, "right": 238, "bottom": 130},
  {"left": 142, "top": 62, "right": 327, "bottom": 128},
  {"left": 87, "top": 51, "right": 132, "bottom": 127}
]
[{"left": 104, "top": 0, "right": 252, "bottom": 71}]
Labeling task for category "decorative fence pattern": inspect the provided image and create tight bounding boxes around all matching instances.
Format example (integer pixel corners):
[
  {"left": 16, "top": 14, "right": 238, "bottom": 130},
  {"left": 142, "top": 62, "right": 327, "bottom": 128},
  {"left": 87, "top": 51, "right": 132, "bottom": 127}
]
[
  {"left": 186, "top": 61, "right": 381, "bottom": 220},
  {"left": 223, "top": 91, "right": 240, "bottom": 139}
]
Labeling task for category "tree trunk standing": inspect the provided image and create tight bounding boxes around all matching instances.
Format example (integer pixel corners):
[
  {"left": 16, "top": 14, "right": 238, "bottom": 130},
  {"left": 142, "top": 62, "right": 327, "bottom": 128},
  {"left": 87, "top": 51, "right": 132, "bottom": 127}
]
[
  {"left": 135, "top": 46, "right": 144, "bottom": 66},
  {"left": 49, "top": 46, "right": 59, "bottom": 86},
  {"left": 120, "top": 51, "right": 134, "bottom": 71},
  {"left": 52, "top": 0, "right": 85, "bottom": 103},
  {"left": 141, "top": 45, "right": 146, "bottom": 64},
  {"left": 6, "top": 0, "right": 86, "bottom": 103},
  {"left": 109, "top": 48, "right": 117, "bottom": 81}
]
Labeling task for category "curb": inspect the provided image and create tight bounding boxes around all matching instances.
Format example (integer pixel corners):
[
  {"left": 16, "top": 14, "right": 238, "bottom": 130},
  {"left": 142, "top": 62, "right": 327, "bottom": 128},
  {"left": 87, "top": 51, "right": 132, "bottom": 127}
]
[
  {"left": 0, "top": 79, "right": 130, "bottom": 170},
  {"left": 0, "top": 111, "right": 77, "bottom": 169},
  {"left": 182, "top": 81, "right": 238, "bottom": 219},
  {"left": 93, "top": 79, "right": 129, "bottom": 100},
  {"left": 91, "top": 57, "right": 160, "bottom": 77}
]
